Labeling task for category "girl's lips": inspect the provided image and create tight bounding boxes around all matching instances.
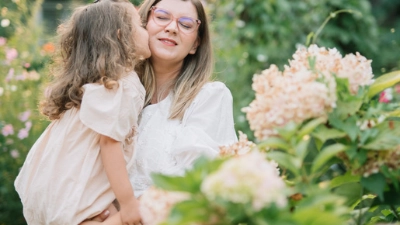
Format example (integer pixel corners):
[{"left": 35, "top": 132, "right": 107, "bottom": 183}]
[{"left": 159, "top": 38, "right": 177, "bottom": 46}]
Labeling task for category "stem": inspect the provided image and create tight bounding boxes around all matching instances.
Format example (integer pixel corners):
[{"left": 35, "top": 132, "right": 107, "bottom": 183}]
[
  {"left": 390, "top": 205, "right": 400, "bottom": 220},
  {"left": 310, "top": 9, "right": 359, "bottom": 45},
  {"left": 357, "top": 189, "right": 364, "bottom": 225}
]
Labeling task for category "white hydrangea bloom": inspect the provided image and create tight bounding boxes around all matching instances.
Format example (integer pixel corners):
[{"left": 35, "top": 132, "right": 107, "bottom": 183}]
[{"left": 201, "top": 151, "right": 287, "bottom": 211}]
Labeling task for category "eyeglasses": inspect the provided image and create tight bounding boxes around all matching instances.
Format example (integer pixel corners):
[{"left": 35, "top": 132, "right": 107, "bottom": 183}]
[{"left": 149, "top": 6, "right": 201, "bottom": 34}]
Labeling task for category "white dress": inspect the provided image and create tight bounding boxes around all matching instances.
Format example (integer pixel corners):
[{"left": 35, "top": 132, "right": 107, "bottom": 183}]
[
  {"left": 129, "top": 82, "right": 238, "bottom": 197},
  {"left": 14, "top": 72, "right": 145, "bottom": 225}
]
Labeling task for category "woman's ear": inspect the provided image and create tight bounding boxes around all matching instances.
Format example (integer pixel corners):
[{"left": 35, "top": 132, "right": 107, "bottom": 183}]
[{"left": 189, "top": 37, "right": 200, "bottom": 54}]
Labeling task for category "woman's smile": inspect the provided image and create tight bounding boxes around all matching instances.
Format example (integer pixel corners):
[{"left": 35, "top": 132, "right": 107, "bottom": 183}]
[{"left": 159, "top": 38, "right": 177, "bottom": 46}]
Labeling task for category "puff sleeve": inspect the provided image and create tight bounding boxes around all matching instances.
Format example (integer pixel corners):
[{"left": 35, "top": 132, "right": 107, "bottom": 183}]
[
  {"left": 166, "top": 82, "right": 238, "bottom": 175},
  {"left": 79, "top": 79, "right": 142, "bottom": 142}
]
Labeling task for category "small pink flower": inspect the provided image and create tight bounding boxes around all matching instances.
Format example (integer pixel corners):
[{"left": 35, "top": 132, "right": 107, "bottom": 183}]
[
  {"left": 24, "top": 63, "right": 31, "bottom": 68},
  {"left": 17, "top": 128, "right": 29, "bottom": 140},
  {"left": 379, "top": 92, "right": 390, "bottom": 103},
  {"left": 15, "top": 74, "right": 25, "bottom": 81},
  {"left": 25, "top": 121, "right": 32, "bottom": 130},
  {"left": 6, "top": 48, "right": 18, "bottom": 63},
  {"left": 5, "top": 68, "right": 14, "bottom": 82},
  {"left": 2, "top": 124, "right": 14, "bottom": 136},
  {"left": 395, "top": 84, "right": 400, "bottom": 94},
  {"left": 0, "top": 37, "right": 6, "bottom": 46},
  {"left": 10, "top": 149, "right": 20, "bottom": 158},
  {"left": 19, "top": 110, "right": 31, "bottom": 122}
]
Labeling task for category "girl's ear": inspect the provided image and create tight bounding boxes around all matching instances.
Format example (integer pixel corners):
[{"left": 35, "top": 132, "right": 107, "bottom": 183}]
[{"left": 189, "top": 37, "right": 200, "bottom": 54}]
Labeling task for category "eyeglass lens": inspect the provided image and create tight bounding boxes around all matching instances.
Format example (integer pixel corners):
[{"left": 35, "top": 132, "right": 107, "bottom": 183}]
[{"left": 153, "top": 9, "right": 199, "bottom": 33}]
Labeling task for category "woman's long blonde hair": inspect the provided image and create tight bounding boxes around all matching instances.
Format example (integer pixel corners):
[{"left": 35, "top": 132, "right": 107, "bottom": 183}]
[
  {"left": 40, "top": 0, "right": 139, "bottom": 120},
  {"left": 137, "top": 0, "right": 213, "bottom": 120}
]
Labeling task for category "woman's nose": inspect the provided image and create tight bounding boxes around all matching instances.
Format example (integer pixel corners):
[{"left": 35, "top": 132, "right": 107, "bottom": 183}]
[{"left": 164, "top": 20, "right": 179, "bottom": 34}]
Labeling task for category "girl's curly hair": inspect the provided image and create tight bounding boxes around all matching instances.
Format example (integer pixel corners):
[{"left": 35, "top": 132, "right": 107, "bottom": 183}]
[{"left": 40, "top": 0, "right": 139, "bottom": 120}]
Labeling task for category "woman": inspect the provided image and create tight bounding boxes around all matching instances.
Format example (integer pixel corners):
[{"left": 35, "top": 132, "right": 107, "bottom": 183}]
[
  {"left": 129, "top": 0, "right": 237, "bottom": 198},
  {"left": 92, "top": 0, "right": 237, "bottom": 223}
]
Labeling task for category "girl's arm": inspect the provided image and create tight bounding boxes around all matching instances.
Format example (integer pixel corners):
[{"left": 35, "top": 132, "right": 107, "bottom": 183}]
[{"left": 99, "top": 135, "right": 141, "bottom": 224}]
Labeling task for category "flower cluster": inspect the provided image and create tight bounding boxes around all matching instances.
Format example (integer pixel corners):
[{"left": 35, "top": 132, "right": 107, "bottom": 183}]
[
  {"left": 338, "top": 146, "right": 400, "bottom": 177},
  {"left": 201, "top": 151, "right": 287, "bottom": 211},
  {"left": 140, "top": 187, "right": 190, "bottom": 225},
  {"left": 243, "top": 45, "right": 374, "bottom": 140},
  {"left": 219, "top": 131, "right": 255, "bottom": 156}
]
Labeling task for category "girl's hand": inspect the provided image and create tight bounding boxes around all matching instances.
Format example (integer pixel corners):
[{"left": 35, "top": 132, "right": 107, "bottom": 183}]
[{"left": 120, "top": 198, "right": 142, "bottom": 225}]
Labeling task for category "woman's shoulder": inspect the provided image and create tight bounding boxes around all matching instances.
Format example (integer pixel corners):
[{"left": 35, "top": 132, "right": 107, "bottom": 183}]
[
  {"left": 191, "top": 81, "right": 232, "bottom": 104},
  {"left": 201, "top": 81, "right": 228, "bottom": 90},
  {"left": 199, "top": 81, "right": 232, "bottom": 96}
]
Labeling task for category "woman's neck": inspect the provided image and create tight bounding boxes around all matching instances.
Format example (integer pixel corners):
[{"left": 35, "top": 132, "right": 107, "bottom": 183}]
[{"left": 151, "top": 59, "right": 182, "bottom": 103}]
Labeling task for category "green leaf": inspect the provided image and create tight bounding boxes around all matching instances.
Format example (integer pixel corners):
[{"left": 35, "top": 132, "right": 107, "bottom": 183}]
[
  {"left": 335, "top": 99, "right": 364, "bottom": 119},
  {"left": 152, "top": 156, "right": 225, "bottom": 192},
  {"left": 311, "top": 143, "right": 347, "bottom": 173},
  {"left": 362, "top": 120, "right": 400, "bottom": 150},
  {"left": 266, "top": 151, "right": 301, "bottom": 176},
  {"left": 165, "top": 198, "right": 213, "bottom": 224},
  {"left": 258, "top": 137, "right": 291, "bottom": 151},
  {"left": 312, "top": 126, "right": 347, "bottom": 143},
  {"left": 368, "top": 70, "right": 400, "bottom": 98},
  {"left": 151, "top": 173, "right": 197, "bottom": 192},
  {"left": 295, "top": 139, "right": 309, "bottom": 161},
  {"left": 276, "top": 121, "right": 299, "bottom": 141},
  {"left": 360, "top": 173, "right": 386, "bottom": 201},
  {"left": 371, "top": 183, "right": 400, "bottom": 206},
  {"left": 298, "top": 117, "right": 326, "bottom": 138},
  {"left": 333, "top": 182, "right": 363, "bottom": 207},
  {"left": 328, "top": 114, "right": 359, "bottom": 141},
  {"left": 329, "top": 172, "right": 361, "bottom": 189}
]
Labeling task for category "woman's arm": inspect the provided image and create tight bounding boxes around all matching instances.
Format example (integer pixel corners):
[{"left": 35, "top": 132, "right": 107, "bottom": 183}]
[{"left": 167, "top": 82, "right": 238, "bottom": 175}]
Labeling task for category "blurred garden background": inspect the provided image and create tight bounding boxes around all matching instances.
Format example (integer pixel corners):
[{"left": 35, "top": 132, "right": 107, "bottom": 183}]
[{"left": 0, "top": 0, "right": 399, "bottom": 224}]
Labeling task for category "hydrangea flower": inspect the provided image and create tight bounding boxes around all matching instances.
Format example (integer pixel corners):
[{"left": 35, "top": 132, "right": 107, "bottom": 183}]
[
  {"left": 2, "top": 124, "right": 14, "bottom": 136},
  {"left": 243, "top": 44, "right": 374, "bottom": 140},
  {"left": 140, "top": 187, "right": 189, "bottom": 225},
  {"left": 219, "top": 131, "right": 255, "bottom": 156},
  {"left": 201, "top": 151, "right": 287, "bottom": 211}
]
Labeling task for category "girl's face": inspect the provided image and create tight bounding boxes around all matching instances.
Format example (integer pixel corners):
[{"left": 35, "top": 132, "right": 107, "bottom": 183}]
[
  {"left": 146, "top": 0, "right": 199, "bottom": 64},
  {"left": 129, "top": 5, "right": 151, "bottom": 59}
]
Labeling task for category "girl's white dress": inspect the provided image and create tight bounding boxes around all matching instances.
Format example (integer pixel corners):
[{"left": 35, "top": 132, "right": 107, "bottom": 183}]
[
  {"left": 129, "top": 82, "right": 238, "bottom": 197},
  {"left": 14, "top": 72, "right": 145, "bottom": 225}
]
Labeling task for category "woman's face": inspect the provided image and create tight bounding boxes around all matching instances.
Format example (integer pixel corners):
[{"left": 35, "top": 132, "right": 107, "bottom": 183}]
[{"left": 146, "top": 0, "right": 200, "bottom": 64}]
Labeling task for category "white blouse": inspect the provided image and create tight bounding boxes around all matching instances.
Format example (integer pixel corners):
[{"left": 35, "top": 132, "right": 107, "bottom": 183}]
[{"left": 129, "top": 82, "right": 237, "bottom": 197}]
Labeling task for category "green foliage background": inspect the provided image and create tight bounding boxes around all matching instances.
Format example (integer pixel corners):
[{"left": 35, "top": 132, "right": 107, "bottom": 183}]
[{"left": 0, "top": 0, "right": 399, "bottom": 224}]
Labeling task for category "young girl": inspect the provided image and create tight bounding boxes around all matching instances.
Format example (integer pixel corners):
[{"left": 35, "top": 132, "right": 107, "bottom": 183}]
[{"left": 14, "top": 0, "right": 150, "bottom": 224}]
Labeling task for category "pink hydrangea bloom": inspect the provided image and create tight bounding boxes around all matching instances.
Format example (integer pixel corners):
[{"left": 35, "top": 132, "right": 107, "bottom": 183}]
[
  {"left": 18, "top": 128, "right": 29, "bottom": 140},
  {"left": 6, "top": 48, "right": 18, "bottom": 63},
  {"left": 0, "top": 37, "right": 6, "bottom": 46},
  {"left": 243, "top": 45, "right": 374, "bottom": 140},
  {"left": 19, "top": 110, "right": 31, "bottom": 122},
  {"left": 140, "top": 187, "right": 189, "bottom": 225},
  {"left": 2, "top": 124, "right": 14, "bottom": 136},
  {"left": 25, "top": 121, "right": 32, "bottom": 130},
  {"left": 5, "top": 68, "right": 14, "bottom": 82},
  {"left": 10, "top": 149, "right": 20, "bottom": 159}
]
